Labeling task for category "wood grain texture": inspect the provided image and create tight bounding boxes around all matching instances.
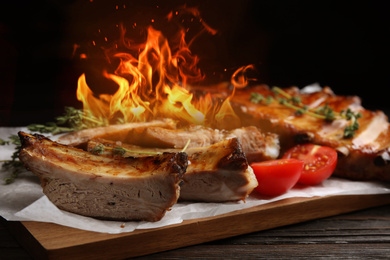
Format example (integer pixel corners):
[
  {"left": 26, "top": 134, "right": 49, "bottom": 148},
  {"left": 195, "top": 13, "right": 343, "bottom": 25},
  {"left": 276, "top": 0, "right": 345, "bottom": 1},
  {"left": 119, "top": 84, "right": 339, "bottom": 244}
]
[
  {"left": 2, "top": 202, "right": 390, "bottom": 260},
  {"left": 4, "top": 194, "right": 390, "bottom": 260},
  {"left": 134, "top": 205, "right": 390, "bottom": 259}
]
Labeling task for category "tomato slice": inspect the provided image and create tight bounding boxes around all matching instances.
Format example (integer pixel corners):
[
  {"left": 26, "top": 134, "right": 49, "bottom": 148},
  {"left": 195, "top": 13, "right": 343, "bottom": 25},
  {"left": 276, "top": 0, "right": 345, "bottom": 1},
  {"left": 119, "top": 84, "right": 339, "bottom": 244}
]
[
  {"left": 282, "top": 144, "right": 338, "bottom": 185},
  {"left": 250, "top": 159, "right": 304, "bottom": 196}
]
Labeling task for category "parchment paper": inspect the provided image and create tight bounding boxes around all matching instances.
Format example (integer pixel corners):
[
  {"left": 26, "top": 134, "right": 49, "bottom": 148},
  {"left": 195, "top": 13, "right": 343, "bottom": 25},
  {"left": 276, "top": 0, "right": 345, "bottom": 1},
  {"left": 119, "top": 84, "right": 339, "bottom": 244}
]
[{"left": 1, "top": 127, "right": 389, "bottom": 234}]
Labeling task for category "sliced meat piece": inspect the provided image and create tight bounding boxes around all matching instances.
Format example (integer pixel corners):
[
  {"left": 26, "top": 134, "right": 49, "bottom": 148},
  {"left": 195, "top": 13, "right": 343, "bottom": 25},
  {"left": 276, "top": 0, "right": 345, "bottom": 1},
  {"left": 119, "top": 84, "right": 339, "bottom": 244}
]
[
  {"left": 120, "top": 125, "right": 279, "bottom": 162},
  {"left": 126, "top": 125, "right": 223, "bottom": 148},
  {"left": 230, "top": 85, "right": 390, "bottom": 181},
  {"left": 227, "top": 127, "right": 280, "bottom": 162},
  {"left": 18, "top": 132, "right": 187, "bottom": 222},
  {"left": 180, "top": 138, "right": 258, "bottom": 202},
  {"left": 87, "top": 138, "right": 258, "bottom": 202},
  {"left": 56, "top": 119, "right": 177, "bottom": 148}
]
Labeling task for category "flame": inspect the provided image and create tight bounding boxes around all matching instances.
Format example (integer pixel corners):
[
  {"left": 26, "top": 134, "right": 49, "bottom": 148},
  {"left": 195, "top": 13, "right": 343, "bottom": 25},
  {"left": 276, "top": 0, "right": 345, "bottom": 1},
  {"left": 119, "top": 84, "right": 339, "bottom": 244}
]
[
  {"left": 231, "top": 65, "right": 256, "bottom": 89},
  {"left": 76, "top": 14, "right": 242, "bottom": 129}
]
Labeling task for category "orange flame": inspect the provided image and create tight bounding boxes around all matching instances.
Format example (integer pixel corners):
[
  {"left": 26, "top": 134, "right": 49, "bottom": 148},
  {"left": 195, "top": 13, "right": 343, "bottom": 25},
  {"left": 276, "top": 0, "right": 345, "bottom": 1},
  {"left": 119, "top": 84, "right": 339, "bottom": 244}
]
[
  {"left": 76, "top": 15, "right": 242, "bottom": 129},
  {"left": 231, "top": 65, "right": 256, "bottom": 89}
]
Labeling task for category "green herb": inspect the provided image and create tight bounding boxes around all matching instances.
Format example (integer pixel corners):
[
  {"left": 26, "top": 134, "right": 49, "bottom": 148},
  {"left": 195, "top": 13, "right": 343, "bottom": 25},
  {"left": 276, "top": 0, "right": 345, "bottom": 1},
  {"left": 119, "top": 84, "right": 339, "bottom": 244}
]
[
  {"left": 341, "top": 109, "right": 362, "bottom": 138},
  {"left": 250, "top": 92, "right": 265, "bottom": 104},
  {"left": 316, "top": 104, "right": 336, "bottom": 121},
  {"left": 112, "top": 147, "right": 127, "bottom": 157},
  {"left": 2, "top": 106, "right": 109, "bottom": 184},
  {"left": 90, "top": 143, "right": 162, "bottom": 156},
  {"left": 28, "top": 107, "right": 109, "bottom": 135},
  {"left": 90, "top": 143, "right": 105, "bottom": 155},
  {"left": 250, "top": 86, "right": 363, "bottom": 139},
  {"left": 2, "top": 107, "right": 113, "bottom": 184},
  {"left": 0, "top": 135, "right": 24, "bottom": 184},
  {"left": 250, "top": 92, "right": 273, "bottom": 105}
]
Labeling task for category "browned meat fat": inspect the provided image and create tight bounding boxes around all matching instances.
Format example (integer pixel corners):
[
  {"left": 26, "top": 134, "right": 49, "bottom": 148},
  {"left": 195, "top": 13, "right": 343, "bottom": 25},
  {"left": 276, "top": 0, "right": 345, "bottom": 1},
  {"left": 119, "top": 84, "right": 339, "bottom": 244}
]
[
  {"left": 56, "top": 119, "right": 177, "bottom": 148},
  {"left": 230, "top": 85, "right": 390, "bottom": 182},
  {"left": 18, "top": 132, "right": 188, "bottom": 222},
  {"left": 88, "top": 138, "right": 258, "bottom": 202},
  {"left": 122, "top": 125, "right": 280, "bottom": 162},
  {"left": 179, "top": 138, "right": 258, "bottom": 202}
]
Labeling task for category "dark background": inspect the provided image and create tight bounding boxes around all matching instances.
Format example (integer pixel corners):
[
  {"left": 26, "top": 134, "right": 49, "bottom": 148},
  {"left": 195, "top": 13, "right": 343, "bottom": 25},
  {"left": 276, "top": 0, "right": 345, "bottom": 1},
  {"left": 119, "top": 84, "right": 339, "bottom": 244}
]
[{"left": 0, "top": 0, "right": 389, "bottom": 126}]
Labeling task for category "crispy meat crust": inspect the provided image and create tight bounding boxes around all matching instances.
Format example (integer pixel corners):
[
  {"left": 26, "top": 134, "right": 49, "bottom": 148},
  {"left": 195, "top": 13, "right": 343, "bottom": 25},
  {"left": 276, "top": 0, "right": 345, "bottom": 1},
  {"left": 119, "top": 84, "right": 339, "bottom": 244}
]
[
  {"left": 88, "top": 137, "right": 258, "bottom": 202},
  {"left": 231, "top": 85, "right": 390, "bottom": 181},
  {"left": 18, "top": 132, "right": 188, "bottom": 222}
]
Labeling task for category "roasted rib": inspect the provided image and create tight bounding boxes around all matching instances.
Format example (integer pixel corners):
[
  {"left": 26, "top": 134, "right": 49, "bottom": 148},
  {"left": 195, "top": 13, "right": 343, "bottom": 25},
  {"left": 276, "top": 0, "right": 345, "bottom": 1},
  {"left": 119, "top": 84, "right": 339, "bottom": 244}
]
[
  {"left": 57, "top": 119, "right": 177, "bottom": 148},
  {"left": 122, "top": 125, "right": 280, "bottom": 163},
  {"left": 18, "top": 132, "right": 188, "bottom": 222},
  {"left": 230, "top": 85, "right": 390, "bottom": 181},
  {"left": 87, "top": 137, "right": 258, "bottom": 202}
]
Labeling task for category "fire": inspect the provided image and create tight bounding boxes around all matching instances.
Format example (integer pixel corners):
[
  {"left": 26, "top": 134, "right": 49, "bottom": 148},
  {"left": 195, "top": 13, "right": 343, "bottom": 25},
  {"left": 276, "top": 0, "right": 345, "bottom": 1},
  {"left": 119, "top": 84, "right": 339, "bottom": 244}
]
[{"left": 76, "top": 14, "right": 242, "bottom": 129}]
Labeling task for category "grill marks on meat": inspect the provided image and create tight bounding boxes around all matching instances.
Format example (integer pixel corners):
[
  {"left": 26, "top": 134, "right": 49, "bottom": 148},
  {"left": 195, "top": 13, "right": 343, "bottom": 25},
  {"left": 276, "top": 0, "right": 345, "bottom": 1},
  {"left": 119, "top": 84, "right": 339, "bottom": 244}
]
[
  {"left": 231, "top": 85, "right": 390, "bottom": 181},
  {"left": 18, "top": 132, "right": 188, "bottom": 222},
  {"left": 87, "top": 138, "right": 258, "bottom": 202}
]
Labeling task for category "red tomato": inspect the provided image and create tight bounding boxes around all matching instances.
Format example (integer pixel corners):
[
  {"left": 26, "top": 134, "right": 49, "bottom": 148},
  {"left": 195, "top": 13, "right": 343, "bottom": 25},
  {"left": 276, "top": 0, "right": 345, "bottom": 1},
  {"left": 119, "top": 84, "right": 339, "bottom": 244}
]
[
  {"left": 250, "top": 159, "right": 304, "bottom": 196},
  {"left": 282, "top": 144, "right": 338, "bottom": 185}
]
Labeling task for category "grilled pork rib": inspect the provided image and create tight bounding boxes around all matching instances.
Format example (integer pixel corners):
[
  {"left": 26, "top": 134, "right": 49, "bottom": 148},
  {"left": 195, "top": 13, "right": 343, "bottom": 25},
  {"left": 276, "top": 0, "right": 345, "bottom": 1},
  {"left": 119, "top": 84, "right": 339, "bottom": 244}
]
[
  {"left": 123, "top": 125, "right": 280, "bottom": 163},
  {"left": 57, "top": 119, "right": 177, "bottom": 148},
  {"left": 87, "top": 138, "right": 258, "bottom": 202},
  {"left": 58, "top": 120, "right": 279, "bottom": 164},
  {"left": 230, "top": 85, "right": 390, "bottom": 181},
  {"left": 18, "top": 132, "right": 188, "bottom": 222}
]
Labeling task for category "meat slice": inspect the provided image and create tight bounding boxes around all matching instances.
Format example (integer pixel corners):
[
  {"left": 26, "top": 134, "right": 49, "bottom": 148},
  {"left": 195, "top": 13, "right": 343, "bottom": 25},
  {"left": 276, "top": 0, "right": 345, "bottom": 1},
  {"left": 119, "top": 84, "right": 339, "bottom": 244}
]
[
  {"left": 121, "top": 125, "right": 280, "bottom": 162},
  {"left": 230, "top": 85, "right": 390, "bottom": 181},
  {"left": 126, "top": 125, "right": 222, "bottom": 148},
  {"left": 87, "top": 138, "right": 258, "bottom": 202},
  {"left": 18, "top": 132, "right": 188, "bottom": 222},
  {"left": 180, "top": 138, "right": 258, "bottom": 202},
  {"left": 56, "top": 119, "right": 176, "bottom": 148},
  {"left": 228, "top": 127, "right": 280, "bottom": 162}
]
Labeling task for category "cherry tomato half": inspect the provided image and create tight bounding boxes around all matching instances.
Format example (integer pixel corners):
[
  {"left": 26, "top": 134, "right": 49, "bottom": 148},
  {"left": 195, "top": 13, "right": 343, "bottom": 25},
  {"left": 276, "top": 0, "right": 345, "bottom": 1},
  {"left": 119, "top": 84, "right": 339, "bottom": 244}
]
[
  {"left": 250, "top": 159, "right": 304, "bottom": 196},
  {"left": 282, "top": 144, "right": 338, "bottom": 185}
]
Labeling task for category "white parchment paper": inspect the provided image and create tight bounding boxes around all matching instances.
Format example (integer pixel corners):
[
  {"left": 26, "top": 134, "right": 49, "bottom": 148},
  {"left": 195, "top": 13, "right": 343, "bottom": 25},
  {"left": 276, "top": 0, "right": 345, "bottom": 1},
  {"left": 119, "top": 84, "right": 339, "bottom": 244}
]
[{"left": 1, "top": 127, "right": 389, "bottom": 234}]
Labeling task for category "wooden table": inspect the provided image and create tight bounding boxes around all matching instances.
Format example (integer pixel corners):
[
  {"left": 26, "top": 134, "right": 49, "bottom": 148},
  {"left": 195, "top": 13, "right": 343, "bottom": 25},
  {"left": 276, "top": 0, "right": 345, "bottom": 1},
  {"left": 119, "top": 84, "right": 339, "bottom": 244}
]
[{"left": 2, "top": 203, "right": 390, "bottom": 259}]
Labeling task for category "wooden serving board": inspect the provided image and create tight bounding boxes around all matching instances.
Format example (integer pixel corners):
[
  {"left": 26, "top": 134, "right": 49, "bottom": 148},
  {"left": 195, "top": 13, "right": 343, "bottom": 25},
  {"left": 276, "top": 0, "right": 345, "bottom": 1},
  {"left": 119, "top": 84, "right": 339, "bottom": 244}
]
[{"left": 7, "top": 194, "right": 390, "bottom": 260}]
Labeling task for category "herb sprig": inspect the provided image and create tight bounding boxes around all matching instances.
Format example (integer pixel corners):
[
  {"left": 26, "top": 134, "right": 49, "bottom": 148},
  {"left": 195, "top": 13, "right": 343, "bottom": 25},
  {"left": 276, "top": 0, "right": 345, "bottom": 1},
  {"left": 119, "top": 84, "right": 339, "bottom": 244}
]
[
  {"left": 90, "top": 139, "right": 192, "bottom": 157},
  {"left": 1, "top": 106, "right": 109, "bottom": 184},
  {"left": 0, "top": 135, "right": 24, "bottom": 184},
  {"left": 250, "top": 87, "right": 362, "bottom": 138},
  {"left": 90, "top": 144, "right": 162, "bottom": 156},
  {"left": 28, "top": 107, "right": 109, "bottom": 134}
]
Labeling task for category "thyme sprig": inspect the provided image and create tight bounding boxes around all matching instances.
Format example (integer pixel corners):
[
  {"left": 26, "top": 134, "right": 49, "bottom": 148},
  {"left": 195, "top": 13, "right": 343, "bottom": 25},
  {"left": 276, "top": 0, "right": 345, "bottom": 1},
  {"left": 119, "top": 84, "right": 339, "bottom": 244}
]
[
  {"left": 90, "top": 144, "right": 162, "bottom": 157},
  {"left": 28, "top": 107, "right": 109, "bottom": 134},
  {"left": 250, "top": 92, "right": 274, "bottom": 105},
  {"left": 0, "top": 135, "right": 24, "bottom": 184},
  {"left": 90, "top": 139, "right": 192, "bottom": 157},
  {"left": 250, "top": 87, "right": 362, "bottom": 138},
  {"left": 273, "top": 87, "right": 339, "bottom": 121},
  {"left": 2, "top": 107, "right": 109, "bottom": 184}
]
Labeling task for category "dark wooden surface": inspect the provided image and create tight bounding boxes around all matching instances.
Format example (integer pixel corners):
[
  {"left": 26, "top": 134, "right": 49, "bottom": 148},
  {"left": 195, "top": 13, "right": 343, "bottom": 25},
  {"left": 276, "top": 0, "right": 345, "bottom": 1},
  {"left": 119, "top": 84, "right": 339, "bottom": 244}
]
[{"left": 2, "top": 204, "right": 390, "bottom": 260}]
